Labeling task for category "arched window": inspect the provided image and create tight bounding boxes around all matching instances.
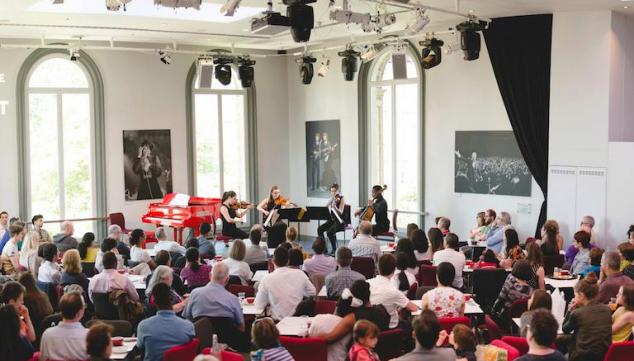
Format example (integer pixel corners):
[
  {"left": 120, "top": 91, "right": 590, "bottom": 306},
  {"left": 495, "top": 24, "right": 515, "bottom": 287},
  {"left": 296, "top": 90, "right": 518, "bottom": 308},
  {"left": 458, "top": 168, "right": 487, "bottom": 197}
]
[
  {"left": 18, "top": 50, "right": 106, "bottom": 237},
  {"left": 364, "top": 46, "right": 424, "bottom": 227}
]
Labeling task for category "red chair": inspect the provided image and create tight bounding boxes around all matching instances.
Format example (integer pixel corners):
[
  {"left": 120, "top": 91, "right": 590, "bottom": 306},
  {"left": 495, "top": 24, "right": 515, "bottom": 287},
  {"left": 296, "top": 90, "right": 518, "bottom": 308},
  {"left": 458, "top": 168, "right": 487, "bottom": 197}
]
[
  {"left": 490, "top": 339, "right": 520, "bottom": 361},
  {"left": 501, "top": 336, "right": 529, "bottom": 356},
  {"left": 315, "top": 299, "right": 337, "bottom": 315},
  {"left": 201, "top": 348, "right": 243, "bottom": 361},
  {"left": 604, "top": 341, "right": 634, "bottom": 361},
  {"left": 351, "top": 257, "right": 375, "bottom": 279},
  {"left": 375, "top": 329, "right": 404, "bottom": 361},
  {"left": 163, "top": 338, "right": 199, "bottom": 361},
  {"left": 109, "top": 212, "right": 132, "bottom": 234},
  {"left": 377, "top": 209, "right": 399, "bottom": 242},
  {"left": 437, "top": 317, "right": 470, "bottom": 345},
  {"left": 280, "top": 336, "right": 328, "bottom": 361},
  {"left": 226, "top": 284, "right": 255, "bottom": 298},
  {"left": 508, "top": 298, "right": 529, "bottom": 331},
  {"left": 417, "top": 264, "right": 438, "bottom": 286},
  {"left": 478, "top": 314, "right": 502, "bottom": 343}
]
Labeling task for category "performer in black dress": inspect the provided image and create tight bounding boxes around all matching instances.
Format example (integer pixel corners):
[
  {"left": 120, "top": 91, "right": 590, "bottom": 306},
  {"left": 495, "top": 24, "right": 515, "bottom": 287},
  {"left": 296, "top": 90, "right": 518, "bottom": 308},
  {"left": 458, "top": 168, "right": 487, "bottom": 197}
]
[
  {"left": 317, "top": 183, "right": 345, "bottom": 254},
  {"left": 219, "top": 190, "right": 251, "bottom": 239},
  {"left": 256, "top": 185, "right": 296, "bottom": 227}
]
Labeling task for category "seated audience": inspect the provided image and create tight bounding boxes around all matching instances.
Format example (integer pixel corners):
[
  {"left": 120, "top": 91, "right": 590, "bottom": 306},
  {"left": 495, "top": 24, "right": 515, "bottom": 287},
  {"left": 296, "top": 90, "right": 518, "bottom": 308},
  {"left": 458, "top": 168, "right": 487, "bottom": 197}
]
[
  {"left": 348, "top": 221, "right": 381, "bottom": 263},
  {"left": 95, "top": 238, "right": 124, "bottom": 273},
  {"left": 325, "top": 246, "right": 365, "bottom": 299},
  {"left": 39, "top": 291, "right": 88, "bottom": 361},
  {"left": 519, "top": 289, "right": 552, "bottom": 337},
  {"left": 53, "top": 220, "right": 78, "bottom": 252},
  {"left": 85, "top": 322, "right": 114, "bottom": 361},
  {"left": 393, "top": 252, "right": 417, "bottom": 294},
  {"left": 476, "top": 249, "right": 501, "bottom": 268},
  {"left": 185, "top": 222, "right": 216, "bottom": 259},
  {"left": 438, "top": 217, "right": 451, "bottom": 236},
  {"left": 146, "top": 265, "right": 188, "bottom": 314},
  {"left": 61, "top": 249, "right": 90, "bottom": 295},
  {"left": 136, "top": 283, "right": 195, "bottom": 361},
  {"left": 152, "top": 250, "right": 187, "bottom": 296},
  {"left": 368, "top": 254, "right": 418, "bottom": 329},
  {"left": 393, "top": 309, "right": 456, "bottom": 361},
  {"left": 0, "top": 211, "right": 9, "bottom": 245},
  {"left": 308, "top": 312, "right": 350, "bottom": 361},
  {"left": 395, "top": 238, "right": 418, "bottom": 274},
  {"left": 0, "top": 304, "right": 35, "bottom": 361},
  {"left": 432, "top": 233, "right": 466, "bottom": 289},
  {"left": 285, "top": 226, "right": 301, "bottom": 250},
  {"left": 129, "top": 228, "right": 156, "bottom": 269},
  {"left": 446, "top": 324, "right": 476, "bottom": 361},
  {"left": 251, "top": 318, "right": 295, "bottom": 361},
  {"left": 468, "top": 211, "right": 486, "bottom": 242},
  {"left": 78, "top": 232, "right": 98, "bottom": 263},
  {"left": 19, "top": 231, "right": 41, "bottom": 275},
  {"left": 244, "top": 227, "right": 268, "bottom": 265},
  {"left": 1, "top": 223, "right": 25, "bottom": 273},
  {"left": 255, "top": 246, "right": 316, "bottom": 320},
  {"left": 406, "top": 223, "right": 419, "bottom": 240},
  {"left": 562, "top": 274, "right": 611, "bottom": 361},
  {"left": 500, "top": 228, "right": 524, "bottom": 268},
  {"left": 18, "top": 272, "right": 53, "bottom": 335},
  {"left": 477, "top": 209, "right": 497, "bottom": 241},
  {"left": 267, "top": 221, "right": 287, "bottom": 249},
  {"left": 1, "top": 282, "right": 36, "bottom": 342},
  {"left": 526, "top": 242, "right": 546, "bottom": 290},
  {"left": 347, "top": 320, "right": 381, "bottom": 361},
  {"left": 38, "top": 243, "right": 61, "bottom": 284},
  {"left": 303, "top": 237, "right": 337, "bottom": 276},
  {"left": 31, "top": 214, "right": 52, "bottom": 244},
  {"left": 540, "top": 220, "right": 562, "bottom": 257},
  {"left": 411, "top": 229, "right": 430, "bottom": 261},
  {"left": 223, "top": 239, "right": 253, "bottom": 284},
  {"left": 581, "top": 247, "right": 604, "bottom": 278},
  {"left": 179, "top": 247, "right": 212, "bottom": 289},
  {"left": 517, "top": 310, "right": 566, "bottom": 361},
  {"left": 153, "top": 226, "right": 186, "bottom": 256},
  {"left": 88, "top": 252, "right": 140, "bottom": 302},
  {"left": 428, "top": 227, "right": 444, "bottom": 259},
  {"left": 486, "top": 211, "right": 511, "bottom": 253},
  {"left": 565, "top": 216, "right": 597, "bottom": 264},
  {"left": 491, "top": 260, "right": 534, "bottom": 324},
  {"left": 570, "top": 231, "right": 592, "bottom": 275},
  {"left": 597, "top": 251, "right": 634, "bottom": 304},
  {"left": 422, "top": 262, "right": 465, "bottom": 318},
  {"left": 612, "top": 284, "right": 634, "bottom": 342},
  {"left": 629, "top": 224, "right": 634, "bottom": 247},
  {"left": 618, "top": 242, "right": 634, "bottom": 271},
  {"left": 287, "top": 248, "right": 304, "bottom": 269},
  {"left": 107, "top": 224, "right": 130, "bottom": 261}
]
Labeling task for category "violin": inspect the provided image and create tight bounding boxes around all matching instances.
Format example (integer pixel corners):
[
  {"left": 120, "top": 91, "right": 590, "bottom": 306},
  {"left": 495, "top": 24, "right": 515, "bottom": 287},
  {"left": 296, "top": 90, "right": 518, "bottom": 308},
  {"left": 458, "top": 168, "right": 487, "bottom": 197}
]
[
  {"left": 231, "top": 201, "right": 255, "bottom": 210},
  {"left": 274, "top": 196, "right": 290, "bottom": 207}
]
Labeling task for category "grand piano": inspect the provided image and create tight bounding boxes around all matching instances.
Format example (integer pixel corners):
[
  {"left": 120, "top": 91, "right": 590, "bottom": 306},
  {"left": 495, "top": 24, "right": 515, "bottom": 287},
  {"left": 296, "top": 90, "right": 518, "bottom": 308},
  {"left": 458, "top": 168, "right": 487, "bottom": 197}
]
[{"left": 141, "top": 193, "right": 221, "bottom": 243}]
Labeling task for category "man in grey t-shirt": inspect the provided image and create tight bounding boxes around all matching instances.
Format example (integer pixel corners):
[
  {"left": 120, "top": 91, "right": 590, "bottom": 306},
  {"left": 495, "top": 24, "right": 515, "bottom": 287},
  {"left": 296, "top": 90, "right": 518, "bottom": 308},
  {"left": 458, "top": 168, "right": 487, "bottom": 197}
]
[{"left": 394, "top": 309, "right": 456, "bottom": 361}]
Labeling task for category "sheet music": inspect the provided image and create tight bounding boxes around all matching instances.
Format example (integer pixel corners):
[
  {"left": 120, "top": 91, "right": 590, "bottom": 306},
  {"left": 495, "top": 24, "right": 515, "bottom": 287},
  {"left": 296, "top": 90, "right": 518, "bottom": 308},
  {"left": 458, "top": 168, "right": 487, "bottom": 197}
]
[
  {"left": 331, "top": 207, "right": 343, "bottom": 223},
  {"left": 264, "top": 209, "right": 279, "bottom": 227},
  {"left": 167, "top": 193, "right": 190, "bottom": 207}
]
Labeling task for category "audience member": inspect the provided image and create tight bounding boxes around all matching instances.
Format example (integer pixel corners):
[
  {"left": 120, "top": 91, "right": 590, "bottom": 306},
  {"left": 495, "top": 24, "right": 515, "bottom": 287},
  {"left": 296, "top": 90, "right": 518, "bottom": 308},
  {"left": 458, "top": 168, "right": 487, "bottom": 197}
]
[
  {"left": 0, "top": 304, "right": 35, "bottom": 361},
  {"left": 153, "top": 227, "right": 186, "bottom": 256},
  {"left": 129, "top": 229, "right": 156, "bottom": 269},
  {"left": 492, "top": 260, "right": 534, "bottom": 324},
  {"left": 517, "top": 310, "right": 565, "bottom": 361},
  {"left": 348, "top": 221, "right": 381, "bottom": 263},
  {"left": 224, "top": 239, "right": 253, "bottom": 284},
  {"left": 78, "top": 232, "right": 98, "bottom": 263},
  {"left": 540, "top": 220, "right": 562, "bottom": 257},
  {"left": 438, "top": 217, "right": 451, "bottom": 235},
  {"left": 285, "top": 227, "right": 304, "bottom": 255},
  {"left": 581, "top": 247, "right": 604, "bottom": 278},
  {"left": 629, "top": 224, "right": 634, "bottom": 247},
  {"left": 393, "top": 310, "right": 456, "bottom": 361},
  {"left": 19, "top": 231, "right": 41, "bottom": 275},
  {"left": 85, "top": 322, "right": 114, "bottom": 361},
  {"left": 476, "top": 249, "right": 500, "bottom": 268},
  {"left": 526, "top": 242, "right": 546, "bottom": 290},
  {"left": 519, "top": 289, "right": 552, "bottom": 337},
  {"left": 394, "top": 252, "right": 417, "bottom": 294},
  {"left": 179, "top": 247, "right": 212, "bottom": 289},
  {"left": 422, "top": 262, "right": 465, "bottom": 318},
  {"left": 18, "top": 272, "right": 53, "bottom": 335},
  {"left": 367, "top": 254, "right": 418, "bottom": 329},
  {"left": 288, "top": 248, "right": 304, "bottom": 268},
  {"left": 39, "top": 291, "right": 88, "bottom": 361},
  {"left": 31, "top": 214, "right": 52, "bottom": 244},
  {"left": 428, "top": 227, "right": 444, "bottom": 259},
  {"left": 0, "top": 217, "right": 20, "bottom": 255},
  {"left": 611, "top": 284, "right": 634, "bottom": 342},
  {"left": 188, "top": 222, "right": 216, "bottom": 258},
  {"left": 565, "top": 216, "right": 597, "bottom": 264},
  {"left": 406, "top": 223, "right": 419, "bottom": 240},
  {"left": 153, "top": 250, "right": 187, "bottom": 295},
  {"left": 308, "top": 310, "right": 350, "bottom": 361},
  {"left": 500, "top": 228, "right": 524, "bottom": 268},
  {"left": 136, "top": 283, "right": 195, "bottom": 361},
  {"left": 597, "top": 251, "right": 634, "bottom": 304},
  {"left": 570, "top": 231, "right": 591, "bottom": 275},
  {"left": 146, "top": 265, "right": 187, "bottom": 314},
  {"left": 447, "top": 324, "right": 476, "bottom": 361},
  {"left": 617, "top": 242, "right": 634, "bottom": 271},
  {"left": 88, "top": 252, "right": 140, "bottom": 302},
  {"left": 0, "top": 210, "right": 9, "bottom": 242},
  {"left": 53, "top": 221, "right": 78, "bottom": 252},
  {"left": 325, "top": 246, "right": 365, "bottom": 299},
  {"left": 486, "top": 211, "right": 511, "bottom": 253},
  {"left": 38, "top": 243, "right": 61, "bottom": 283},
  {"left": 468, "top": 211, "right": 486, "bottom": 242},
  {"left": 1, "top": 282, "right": 36, "bottom": 342},
  {"left": 395, "top": 238, "right": 418, "bottom": 273},
  {"left": 255, "top": 246, "right": 316, "bottom": 320},
  {"left": 303, "top": 237, "right": 337, "bottom": 276},
  {"left": 251, "top": 318, "right": 295, "bottom": 361},
  {"left": 107, "top": 224, "right": 130, "bottom": 261},
  {"left": 347, "top": 320, "right": 381, "bottom": 361},
  {"left": 61, "top": 249, "right": 90, "bottom": 293},
  {"left": 1, "top": 223, "right": 25, "bottom": 272},
  {"left": 244, "top": 227, "right": 267, "bottom": 265},
  {"left": 411, "top": 229, "right": 430, "bottom": 261},
  {"left": 95, "top": 238, "right": 124, "bottom": 273},
  {"left": 267, "top": 221, "right": 287, "bottom": 249},
  {"left": 432, "top": 233, "right": 466, "bottom": 289}
]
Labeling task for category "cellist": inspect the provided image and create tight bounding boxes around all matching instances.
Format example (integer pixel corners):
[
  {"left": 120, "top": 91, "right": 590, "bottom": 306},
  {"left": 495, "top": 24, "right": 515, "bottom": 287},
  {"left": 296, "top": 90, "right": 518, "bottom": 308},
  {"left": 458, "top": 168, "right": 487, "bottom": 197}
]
[{"left": 354, "top": 185, "right": 390, "bottom": 236}]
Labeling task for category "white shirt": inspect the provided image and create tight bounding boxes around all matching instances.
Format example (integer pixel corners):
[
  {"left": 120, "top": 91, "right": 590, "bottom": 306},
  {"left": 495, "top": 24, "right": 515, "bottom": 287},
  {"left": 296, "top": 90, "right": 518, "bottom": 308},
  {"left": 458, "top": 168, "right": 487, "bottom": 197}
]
[
  {"left": 130, "top": 246, "right": 151, "bottom": 263},
  {"left": 255, "top": 266, "right": 316, "bottom": 320},
  {"left": 39, "top": 322, "right": 88, "bottom": 361},
  {"left": 95, "top": 250, "right": 124, "bottom": 273},
  {"left": 368, "top": 275, "right": 410, "bottom": 328},
  {"left": 309, "top": 314, "right": 350, "bottom": 361},
  {"left": 38, "top": 260, "right": 62, "bottom": 283},
  {"left": 432, "top": 248, "right": 466, "bottom": 289},
  {"left": 223, "top": 258, "right": 253, "bottom": 285},
  {"left": 88, "top": 269, "right": 140, "bottom": 302},
  {"left": 348, "top": 234, "right": 382, "bottom": 262},
  {"left": 155, "top": 240, "right": 186, "bottom": 255},
  {"left": 1, "top": 239, "right": 18, "bottom": 257}
]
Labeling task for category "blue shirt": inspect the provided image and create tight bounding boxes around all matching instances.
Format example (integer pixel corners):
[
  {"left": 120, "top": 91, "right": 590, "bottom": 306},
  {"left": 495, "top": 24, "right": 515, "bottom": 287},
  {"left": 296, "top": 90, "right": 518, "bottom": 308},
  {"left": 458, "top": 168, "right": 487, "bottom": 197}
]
[
  {"left": 182, "top": 282, "right": 244, "bottom": 326},
  {"left": 136, "top": 310, "right": 195, "bottom": 361},
  {"left": 197, "top": 236, "right": 216, "bottom": 258},
  {"left": 486, "top": 226, "right": 505, "bottom": 253},
  {"left": 0, "top": 231, "right": 10, "bottom": 254}
]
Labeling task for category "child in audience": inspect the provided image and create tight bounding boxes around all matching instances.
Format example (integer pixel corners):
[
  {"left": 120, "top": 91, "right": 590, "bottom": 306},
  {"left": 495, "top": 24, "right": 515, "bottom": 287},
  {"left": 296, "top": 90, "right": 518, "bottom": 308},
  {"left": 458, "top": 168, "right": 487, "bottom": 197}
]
[
  {"left": 570, "top": 231, "right": 591, "bottom": 275},
  {"left": 581, "top": 248, "right": 604, "bottom": 278},
  {"left": 612, "top": 284, "right": 634, "bottom": 342},
  {"left": 436, "top": 324, "right": 476, "bottom": 361},
  {"left": 251, "top": 318, "right": 295, "bottom": 361},
  {"left": 348, "top": 320, "right": 381, "bottom": 361}
]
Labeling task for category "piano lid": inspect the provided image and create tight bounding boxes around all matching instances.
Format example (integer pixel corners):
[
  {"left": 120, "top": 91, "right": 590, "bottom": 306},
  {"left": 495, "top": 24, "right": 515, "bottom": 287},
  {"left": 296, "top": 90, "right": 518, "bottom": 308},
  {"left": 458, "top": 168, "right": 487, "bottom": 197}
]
[{"left": 162, "top": 193, "right": 190, "bottom": 207}]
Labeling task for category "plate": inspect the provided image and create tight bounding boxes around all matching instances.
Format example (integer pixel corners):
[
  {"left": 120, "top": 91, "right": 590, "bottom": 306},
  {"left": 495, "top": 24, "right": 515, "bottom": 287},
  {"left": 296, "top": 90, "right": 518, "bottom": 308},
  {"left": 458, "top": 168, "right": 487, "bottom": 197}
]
[{"left": 549, "top": 275, "right": 576, "bottom": 280}]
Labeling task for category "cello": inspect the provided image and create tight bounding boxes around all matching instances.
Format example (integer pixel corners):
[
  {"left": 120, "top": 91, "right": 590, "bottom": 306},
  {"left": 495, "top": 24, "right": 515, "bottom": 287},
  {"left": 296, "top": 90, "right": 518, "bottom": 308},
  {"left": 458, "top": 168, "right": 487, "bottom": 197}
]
[{"left": 354, "top": 185, "right": 387, "bottom": 237}]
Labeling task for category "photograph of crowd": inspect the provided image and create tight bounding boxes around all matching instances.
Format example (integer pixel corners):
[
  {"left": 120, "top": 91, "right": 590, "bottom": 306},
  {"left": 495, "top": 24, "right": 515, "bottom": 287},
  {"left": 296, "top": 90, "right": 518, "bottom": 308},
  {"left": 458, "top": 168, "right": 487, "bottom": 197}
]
[{"left": 454, "top": 131, "right": 532, "bottom": 197}]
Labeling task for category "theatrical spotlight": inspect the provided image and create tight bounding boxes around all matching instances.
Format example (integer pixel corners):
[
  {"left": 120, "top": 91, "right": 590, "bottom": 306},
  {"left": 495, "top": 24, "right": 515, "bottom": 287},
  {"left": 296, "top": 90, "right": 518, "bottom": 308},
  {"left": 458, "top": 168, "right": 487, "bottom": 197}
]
[
  {"left": 360, "top": 44, "right": 377, "bottom": 62},
  {"left": 338, "top": 48, "right": 360, "bottom": 81},
  {"left": 283, "top": 0, "right": 316, "bottom": 43},
  {"left": 317, "top": 57, "right": 330, "bottom": 77},
  {"left": 158, "top": 49, "right": 172, "bottom": 64},
  {"left": 298, "top": 56, "right": 316, "bottom": 84},
  {"left": 214, "top": 57, "right": 234, "bottom": 85},
  {"left": 419, "top": 38, "right": 443, "bottom": 69},
  {"left": 406, "top": 8, "right": 430, "bottom": 35},
  {"left": 68, "top": 48, "right": 80, "bottom": 62},
  {"left": 237, "top": 57, "right": 256, "bottom": 88},
  {"left": 456, "top": 19, "right": 486, "bottom": 61}
]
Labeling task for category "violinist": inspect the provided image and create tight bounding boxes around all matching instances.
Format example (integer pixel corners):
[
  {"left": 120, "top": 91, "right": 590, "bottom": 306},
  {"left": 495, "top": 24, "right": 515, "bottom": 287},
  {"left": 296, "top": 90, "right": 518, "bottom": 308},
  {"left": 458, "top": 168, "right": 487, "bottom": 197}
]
[
  {"left": 220, "top": 190, "right": 252, "bottom": 239},
  {"left": 317, "top": 183, "right": 345, "bottom": 255},
  {"left": 256, "top": 185, "right": 296, "bottom": 225},
  {"left": 355, "top": 185, "right": 390, "bottom": 236}
]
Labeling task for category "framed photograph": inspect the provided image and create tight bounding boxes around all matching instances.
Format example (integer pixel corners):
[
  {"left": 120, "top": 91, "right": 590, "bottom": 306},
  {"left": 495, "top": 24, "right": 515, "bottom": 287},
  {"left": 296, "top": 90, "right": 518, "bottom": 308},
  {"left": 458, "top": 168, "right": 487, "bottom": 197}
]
[
  {"left": 123, "top": 129, "right": 173, "bottom": 201},
  {"left": 306, "top": 120, "right": 341, "bottom": 198},
  {"left": 454, "top": 131, "right": 532, "bottom": 197}
]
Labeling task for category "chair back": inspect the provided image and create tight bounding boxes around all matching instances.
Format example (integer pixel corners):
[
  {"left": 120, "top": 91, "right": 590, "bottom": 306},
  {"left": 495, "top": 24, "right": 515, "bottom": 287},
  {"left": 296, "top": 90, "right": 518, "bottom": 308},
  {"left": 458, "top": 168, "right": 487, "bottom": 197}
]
[
  {"left": 36, "top": 281, "right": 59, "bottom": 310},
  {"left": 226, "top": 284, "right": 255, "bottom": 298},
  {"left": 81, "top": 262, "right": 97, "bottom": 278},
  {"left": 201, "top": 348, "right": 243, "bottom": 361},
  {"left": 163, "top": 338, "right": 200, "bottom": 361},
  {"left": 227, "top": 275, "right": 242, "bottom": 285},
  {"left": 310, "top": 273, "right": 327, "bottom": 293},
  {"left": 109, "top": 212, "right": 126, "bottom": 229},
  {"left": 314, "top": 299, "right": 337, "bottom": 315},
  {"left": 509, "top": 298, "right": 529, "bottom": 319},
  {"left": 543, "top": 254, "right": 565, "bottom": 276},
  {"left": 438, "top": 317, "right": 470, "bottom": 346},
  {"left": 280, "top": 336, "right": 328, "bottom": 361},
  {"left": 473, "top": 268, "right": 508, "bottom": 313},
  {"left": 38, "top": 313, "right": 62, "bottom": 341},
  {"left": 86, "top": 319, "right": 133, "bottom": 337},
  {"left": 501, "top": 336, "right": 529, "bottom": 356},
  {"left": 351, "top": 256, "right": 375, "bottom": 279},
  {"left": 194, "top": 318, "right": 213, "bottom": 352},
  {"left": 417, "top": 264, "right": 438, "bottom": 286},
  {"left": 406, "top": 282, "right": 418, "bottom": 300},
  {"left": 92, "top": 292, "right": 118, "bottom": 320},
  {"left": 490, "top": 339, "right": 520, "bottom": 361},
  {"left": 249, "top": 261, "right": 269, "bottom": 273},
  {"left": 603, "top": 341, "right": 634, "bottom": 361},
  {"left": 375, "top": 328, "right": 404, "bottom": 361}
]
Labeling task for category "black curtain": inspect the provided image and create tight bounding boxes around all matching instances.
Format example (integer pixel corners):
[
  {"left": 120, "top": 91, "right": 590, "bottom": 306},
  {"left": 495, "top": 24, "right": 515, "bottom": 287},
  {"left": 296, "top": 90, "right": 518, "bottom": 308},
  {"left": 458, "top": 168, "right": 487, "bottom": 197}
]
[{"left": 483, "top": 14, "right": 552, "bottom": 238}]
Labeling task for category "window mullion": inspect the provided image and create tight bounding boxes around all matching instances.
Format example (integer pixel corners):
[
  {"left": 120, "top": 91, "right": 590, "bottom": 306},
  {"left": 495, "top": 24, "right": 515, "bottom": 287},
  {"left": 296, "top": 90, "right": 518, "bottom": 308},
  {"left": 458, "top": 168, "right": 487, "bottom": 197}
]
[
  {"left": 217, "top": 94, "right": 225, "bottom": 192},
  {"left": 57, "top": 93, "right": 65, "bottom": 220},
  {"left": 391, "top": 84, "right": 397, "bottom": 208}
]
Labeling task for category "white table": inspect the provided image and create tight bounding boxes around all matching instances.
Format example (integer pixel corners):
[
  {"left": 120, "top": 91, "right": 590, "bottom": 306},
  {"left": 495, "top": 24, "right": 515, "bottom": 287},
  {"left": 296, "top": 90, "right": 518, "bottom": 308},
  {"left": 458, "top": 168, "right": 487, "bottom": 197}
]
[
  {"left": 111, "top": 338, "right": 137, "bottom": 360},
  {"left": 381, "top": 245, "right": 395, "bottom": 253},
  {"left": 545, "top": 276, "right": 579, "bottom": 289},
  {"left": 411, "top": 298, "right": 484, "bottom": 316},
  {"left": 513, "top": 318, "right": 563, "bottom": 334},
  {"left": 463, "top": 266, "right": 512, "bottom": 273},
  {"left": 242, "top": 302, "right": 265, "bottom": 316},
  {"left": 277, "top": 316, "right": 314, "bottom": 336},
  {"left": 252, "top": 270, "right": 269, "bottom": 282}
]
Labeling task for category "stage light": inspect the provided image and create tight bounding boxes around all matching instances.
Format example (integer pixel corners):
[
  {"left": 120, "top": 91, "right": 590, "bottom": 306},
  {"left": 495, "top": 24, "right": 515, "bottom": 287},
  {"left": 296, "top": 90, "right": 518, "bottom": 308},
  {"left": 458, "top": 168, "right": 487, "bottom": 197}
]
[
  {"left": 237, "top": 57, "right": 255, "bottom": 88},
  {"left": 456, "top": 19, "right": 486, "bottom": 61},
  {"left": 68, "top": 48, "right": 80, "bottom": 62},
  {"left": 283, "top": 0, "right": 316, "bottom": 43},
  {"left": 406, "top": 8, "right": 430, "bottom": 35},
  {"left": 360, "top": 44, "right": 377, "bottom": 62},
  {"left": 105, "top": 0, "right": 132, "bottom": 11},
  {"left": 419, "top": 38, "right": 443, "bottom": 69},
  {"left": 214, "top": 57, "right": 234, "bottom": 85},
  {"left": 317, "top": 57, "right": 330, "bottom": 77},
  {"left": 221, "top": 0, "right": 242, "bottom": 16},
  {"left": 338, "top": 48, "right": 360, "bottom": 81},
  {"left": 158, "top": 49, "right": 172, "bottom": 64},
  {"left": 298, "top": 56, "right": 316, "bottom": 84}
]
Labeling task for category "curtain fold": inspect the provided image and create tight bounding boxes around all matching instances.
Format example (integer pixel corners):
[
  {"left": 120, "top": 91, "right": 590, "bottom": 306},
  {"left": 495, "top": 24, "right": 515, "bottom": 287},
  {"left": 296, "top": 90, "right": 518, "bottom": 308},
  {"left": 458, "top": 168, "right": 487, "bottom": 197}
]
[{"left": 483, "top": 14, "right": 552, "bottom": 238}]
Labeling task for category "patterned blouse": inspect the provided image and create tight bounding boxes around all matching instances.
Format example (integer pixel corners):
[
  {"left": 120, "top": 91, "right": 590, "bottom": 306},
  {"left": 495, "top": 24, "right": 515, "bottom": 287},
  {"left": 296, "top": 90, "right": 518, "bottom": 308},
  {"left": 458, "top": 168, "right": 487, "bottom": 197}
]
[
  {"left": 425, "top": 286, "right": 465, "bottom": 318},
  {"left": 505, "top": 246, "right": 525, "bottom": 262},
  {"left": 492, "top": 274, "right": 533, "bottom": 320}
]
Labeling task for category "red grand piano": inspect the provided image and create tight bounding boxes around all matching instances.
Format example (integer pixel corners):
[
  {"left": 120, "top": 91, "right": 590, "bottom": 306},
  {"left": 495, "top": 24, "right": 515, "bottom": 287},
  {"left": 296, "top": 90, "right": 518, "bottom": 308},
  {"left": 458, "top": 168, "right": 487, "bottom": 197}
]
[{"left": 141, "top": 193, "right": 221, "bottom": 243}]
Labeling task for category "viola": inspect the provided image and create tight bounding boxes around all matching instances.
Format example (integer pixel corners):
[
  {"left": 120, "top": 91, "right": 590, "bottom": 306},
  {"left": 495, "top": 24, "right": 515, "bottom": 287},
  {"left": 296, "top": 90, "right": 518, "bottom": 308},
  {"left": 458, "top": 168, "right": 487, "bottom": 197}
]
[{"left": 231, "top": 201, "right": 255, "bottom": 210}]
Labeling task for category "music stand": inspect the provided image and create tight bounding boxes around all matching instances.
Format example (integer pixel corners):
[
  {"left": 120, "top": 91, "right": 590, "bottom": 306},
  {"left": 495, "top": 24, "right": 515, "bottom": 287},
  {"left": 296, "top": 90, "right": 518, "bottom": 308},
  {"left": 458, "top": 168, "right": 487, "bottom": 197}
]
[{"left": 278, "top": 207, "right": 308, "bottom": 235}]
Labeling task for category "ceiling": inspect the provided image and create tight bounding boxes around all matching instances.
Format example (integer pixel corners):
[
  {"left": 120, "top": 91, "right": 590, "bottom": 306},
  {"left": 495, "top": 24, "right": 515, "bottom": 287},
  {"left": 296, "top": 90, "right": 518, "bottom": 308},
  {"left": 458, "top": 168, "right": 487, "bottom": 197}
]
[{"left": 0, "top": 0, "right": 631, "bottom": 51}]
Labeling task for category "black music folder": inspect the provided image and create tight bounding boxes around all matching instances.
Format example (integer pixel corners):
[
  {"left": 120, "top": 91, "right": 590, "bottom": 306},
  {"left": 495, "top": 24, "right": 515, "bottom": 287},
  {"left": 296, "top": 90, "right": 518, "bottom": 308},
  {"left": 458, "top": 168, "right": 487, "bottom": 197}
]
[{"left": 277, "top": 207, "right": 308, "bottom": 222}]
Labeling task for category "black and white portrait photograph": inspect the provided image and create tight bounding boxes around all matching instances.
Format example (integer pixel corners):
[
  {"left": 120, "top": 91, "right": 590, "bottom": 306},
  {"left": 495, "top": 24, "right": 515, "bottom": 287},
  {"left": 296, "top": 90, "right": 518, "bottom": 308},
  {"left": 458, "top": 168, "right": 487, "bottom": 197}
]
[
  {"left": 306, "top": 120, "right": 341, "bottom": 198},
  {"left": 123, "top": 129, "right": 173, "bottom": 201},
  {"left": 454, "top": 131, "right": 532, "bottom": 197}
]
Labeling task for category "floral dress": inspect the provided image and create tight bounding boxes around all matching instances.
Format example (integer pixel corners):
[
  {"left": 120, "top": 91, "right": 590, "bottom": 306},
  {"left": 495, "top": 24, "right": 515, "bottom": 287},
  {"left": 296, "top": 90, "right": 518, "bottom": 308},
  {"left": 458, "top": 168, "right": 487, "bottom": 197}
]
[{"left": 425, "top": 286, "right": 465, "bottom": 318}]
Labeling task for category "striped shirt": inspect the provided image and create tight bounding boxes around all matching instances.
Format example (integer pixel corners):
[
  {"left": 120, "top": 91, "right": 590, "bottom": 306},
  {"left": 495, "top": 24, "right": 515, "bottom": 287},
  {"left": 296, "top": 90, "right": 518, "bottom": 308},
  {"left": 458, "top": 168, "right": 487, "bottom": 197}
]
[
  {"left": 348, "top": 235, "right": 381, "bottom": 262},
  {"left": 262, "top": 347, "right": 295, "bottom": 361}
]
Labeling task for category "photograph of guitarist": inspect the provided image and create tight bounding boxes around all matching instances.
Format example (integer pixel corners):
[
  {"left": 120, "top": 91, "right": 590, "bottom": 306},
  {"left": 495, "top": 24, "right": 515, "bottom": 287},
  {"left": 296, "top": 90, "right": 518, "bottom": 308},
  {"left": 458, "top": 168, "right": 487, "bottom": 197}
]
[
  {"left": 317, "top": 183, "right": 346, "bottom": 255},
  {"left": 319, "top": 132, "right": 339, "bottom": 190},
  {"left": 355, "top": 185, "right": 390, "bottom": 236},
  {"left": 309, "top": 132, "right": 322, "bottom": 191}
]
